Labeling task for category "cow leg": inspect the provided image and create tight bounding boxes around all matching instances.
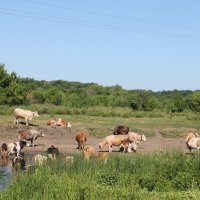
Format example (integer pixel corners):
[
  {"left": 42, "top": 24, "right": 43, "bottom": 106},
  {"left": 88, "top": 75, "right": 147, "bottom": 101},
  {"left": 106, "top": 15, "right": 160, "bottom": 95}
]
[
  {"left": 109, "top": 145, "right": 112, "bottom": 153},
  {"left": 14, "top": 117, "right": 18, "bottom": 124},
  {"left": 25, "top": 118, "right": 29, "bottom": 126}
]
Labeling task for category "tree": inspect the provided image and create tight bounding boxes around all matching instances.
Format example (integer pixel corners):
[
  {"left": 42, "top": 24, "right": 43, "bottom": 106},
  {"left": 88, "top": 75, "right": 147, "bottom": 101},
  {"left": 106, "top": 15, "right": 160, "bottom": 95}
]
[{"left": 187, "top": 91, "right": 200, "bottom": 112}]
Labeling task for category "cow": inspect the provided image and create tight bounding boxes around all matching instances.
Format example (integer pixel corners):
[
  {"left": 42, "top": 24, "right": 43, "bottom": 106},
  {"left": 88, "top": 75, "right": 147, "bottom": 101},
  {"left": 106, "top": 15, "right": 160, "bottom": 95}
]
[
  {"left": 14, "top": 108, "right": 39, "bottom": 126},
  {"left": 47, "top": 118, "right": 72, "bottom": 129},
  {"left": 126, "top": 141, "right": 139, "bottom": 153},
  {"left": 185, "top": 132, "right": 200, "bottom": 153},
  {"left": 12, "top": 152, "right": 26, "bottom": 170},
  {"left": 1, "top": 141, "right": 27, "bottom": 159},
  {"left": 99, "top": 135, "right": 129, "bottom": 153},
  {"left": 75, "top": 131, "right": 87, "bottom": 150},
  {"left": 113, "top": 126, "right": 129, "bottom": 135},
  {"left": 18, "top": 129, "right": 45, "bottom": 147},
  {"left": 82, "top": 145, "right": 96, "bottom": 160},
  {"left": 46, "top": 146, "right": 59, "bottom": 160},
  {"left": 128, "top": 132, "right": 146, "bottom": 142},
  {"left": 122, "top": 132, "right": 146, "bottom": 153},
  {"left": 82, "top": 145, "right": 109, "bottom": 162}
]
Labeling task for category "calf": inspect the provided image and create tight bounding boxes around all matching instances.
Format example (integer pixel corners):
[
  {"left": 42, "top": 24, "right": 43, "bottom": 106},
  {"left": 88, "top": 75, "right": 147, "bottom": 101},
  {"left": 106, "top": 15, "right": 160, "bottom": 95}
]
[
  {"left": 75, "top": 131, "right": 87, "bottom": 150},
  {"left": 126, "top": 132, "right": 146, "bottom": 153},
  {"left": 82, "top": 145, "right": 109, "bottom": 162},
  {"left": 1, "top": 141, "right": 27, "bottom": 159},
  {"left": 18, "top": 129, "right": 45, "bottom": 147},
  {"left": 14, "top": 108, "right": 39, "bottom": 126},
  {"left": 113, "top": 126, "right": 129, "bottom": 135},
  {"left": 128, "top": 132, "right": 146, "bottom": 142},
  {"left": 99, "top": 135, "right": 129, "bottom": 153}
]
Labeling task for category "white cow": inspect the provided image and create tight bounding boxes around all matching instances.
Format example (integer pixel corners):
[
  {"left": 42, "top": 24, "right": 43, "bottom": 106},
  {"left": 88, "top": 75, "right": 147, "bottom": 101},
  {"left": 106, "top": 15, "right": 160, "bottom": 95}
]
[{"left": 14, "top": 108, "right": 39, "bottom": 125}]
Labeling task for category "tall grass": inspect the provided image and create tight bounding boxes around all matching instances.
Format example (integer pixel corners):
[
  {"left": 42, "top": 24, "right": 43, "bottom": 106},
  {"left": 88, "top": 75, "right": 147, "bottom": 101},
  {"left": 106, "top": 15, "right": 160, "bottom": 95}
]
[
  {"left": 1, "top": 151, "right": 200, "bottom": 199},
  {"left": 2, "top": 104, "right": 200, "bottom": 121}
]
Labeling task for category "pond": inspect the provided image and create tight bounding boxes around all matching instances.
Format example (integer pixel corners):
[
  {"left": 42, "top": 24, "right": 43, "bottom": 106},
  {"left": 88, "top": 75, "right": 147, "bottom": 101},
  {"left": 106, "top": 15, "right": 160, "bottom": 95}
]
[
  {"left": 0, "top": 152, "right": 39, "bottom": 192},
  {"left": 0, "top": 164, "right": 12, "bottom": 192}
]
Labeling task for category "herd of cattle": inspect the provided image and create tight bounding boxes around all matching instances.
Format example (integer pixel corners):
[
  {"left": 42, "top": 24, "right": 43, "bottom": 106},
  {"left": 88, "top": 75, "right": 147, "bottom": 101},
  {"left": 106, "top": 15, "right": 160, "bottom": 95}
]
[{"left": 1, "top": 108, "right": 200, "bottom": 170}]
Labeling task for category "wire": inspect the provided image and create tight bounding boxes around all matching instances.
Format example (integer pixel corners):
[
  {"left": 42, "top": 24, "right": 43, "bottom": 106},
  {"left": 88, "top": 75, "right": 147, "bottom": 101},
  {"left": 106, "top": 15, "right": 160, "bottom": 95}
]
[
  {"left": 0, "top": 7, "right": 199, "bottom": 39},
  {"left": 18, "top": 0, "right": 200, "bottom": 31}
]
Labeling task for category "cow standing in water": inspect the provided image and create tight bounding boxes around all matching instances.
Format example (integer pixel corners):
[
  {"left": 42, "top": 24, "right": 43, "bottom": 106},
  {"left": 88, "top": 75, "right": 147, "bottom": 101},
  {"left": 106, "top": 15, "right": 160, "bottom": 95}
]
[
  {"left": 14, "top": 108, "right": 39, "bottom": 126},
  {"left": 1, "top": 141, "right": 27, "bottom": 159}
]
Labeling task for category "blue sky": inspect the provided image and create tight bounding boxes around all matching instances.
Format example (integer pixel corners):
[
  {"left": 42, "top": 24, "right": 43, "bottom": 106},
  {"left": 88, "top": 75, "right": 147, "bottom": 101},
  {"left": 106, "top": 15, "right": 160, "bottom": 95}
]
[{"left": 1, "top": 0, "right": 200, "bottom": 91}]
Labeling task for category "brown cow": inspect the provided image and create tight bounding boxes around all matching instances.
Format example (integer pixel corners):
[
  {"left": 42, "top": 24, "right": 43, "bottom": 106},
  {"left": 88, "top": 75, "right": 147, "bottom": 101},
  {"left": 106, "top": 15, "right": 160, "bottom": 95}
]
[
  {"left": 75, "top": 131, "right": 87, "bottom": 150},
  {"left": 113, "top": 126, "right": 129, "bottom": 135},
  {"left": 82, "top": 145, "right": 109, "bottom": 162}
]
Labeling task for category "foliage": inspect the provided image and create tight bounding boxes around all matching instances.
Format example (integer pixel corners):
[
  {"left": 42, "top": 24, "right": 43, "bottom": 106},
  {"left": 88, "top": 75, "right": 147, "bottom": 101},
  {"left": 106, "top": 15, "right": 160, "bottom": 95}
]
[
  {"left": 1, "top": 151, "right": 200, "bottom": 199},
  {"left": 0, "top": 64, "right": 200, "bottom": 113}
]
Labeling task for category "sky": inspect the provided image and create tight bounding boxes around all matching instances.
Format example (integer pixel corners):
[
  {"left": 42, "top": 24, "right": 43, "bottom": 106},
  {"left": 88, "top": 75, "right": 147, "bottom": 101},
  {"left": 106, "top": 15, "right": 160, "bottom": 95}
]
[{"left": 1, "top": 0, "right": 200, "bottom": 92}]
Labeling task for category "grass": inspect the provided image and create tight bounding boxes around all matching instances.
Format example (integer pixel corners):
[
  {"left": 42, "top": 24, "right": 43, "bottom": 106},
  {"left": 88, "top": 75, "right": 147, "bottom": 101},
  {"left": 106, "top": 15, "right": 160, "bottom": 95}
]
[
  {"left": 1, "top": 106, "right": 200, "bottom": 138},
  {"left": 1, "top": 106, "right": 200, "bottom": 199},
  {"left": 1, "top": 151, "right": 200, "bottom": 199}
]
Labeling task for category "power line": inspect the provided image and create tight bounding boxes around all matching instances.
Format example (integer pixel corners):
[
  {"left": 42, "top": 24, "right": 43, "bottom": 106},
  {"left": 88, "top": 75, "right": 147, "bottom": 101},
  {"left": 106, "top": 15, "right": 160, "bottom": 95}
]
[
  {"left": 17, "top": 0, "right": 200, "bottom": 31},
  {"left": 0, "top": 7, "right": 199, "bottom": 39}
]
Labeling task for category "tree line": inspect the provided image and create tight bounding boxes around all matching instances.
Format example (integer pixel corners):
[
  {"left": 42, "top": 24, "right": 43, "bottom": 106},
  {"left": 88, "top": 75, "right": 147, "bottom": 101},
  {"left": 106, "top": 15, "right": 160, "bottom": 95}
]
[{"left": 1, "top": 64, "right": 200, "bottom": 112}]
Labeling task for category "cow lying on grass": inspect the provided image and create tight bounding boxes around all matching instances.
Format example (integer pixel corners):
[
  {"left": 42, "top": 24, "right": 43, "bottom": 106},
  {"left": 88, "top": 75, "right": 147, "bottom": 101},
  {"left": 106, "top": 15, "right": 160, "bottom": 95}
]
[
  {"left": 18, "top": 129, "right": 45, "bottom": 147},
  {"left": 99, "top": 135, "right": 129, "bottom": 153},
  {"left": 14, "top": 108, "right": 39, "bottom": 126},
  {"left": 47, "top": 118, "right": 72, "bottom": 128}
]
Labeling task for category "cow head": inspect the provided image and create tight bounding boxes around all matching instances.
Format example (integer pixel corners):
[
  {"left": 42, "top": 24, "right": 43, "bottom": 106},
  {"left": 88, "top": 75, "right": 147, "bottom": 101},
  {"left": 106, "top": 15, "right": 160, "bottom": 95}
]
[
  {"left": 19, "top": 141, "right": 27, "bottom": 149},
  {"left": 67, "top": 122, "right": 72, "bottom": 128},
  {"left": 38, "top": 128, "right": 45, "bottom": 137},
  {"left": 34, "top": 111, "right": 39, "bottom": 117},
  {"left": 1, "top": 143, "right": 8, "bottom": 159},
  {"left": 99, "top": 143, "right": 103, "bottom": 149},
  {"left": 141, "top": 135, "right": 146, "bottom": 142}
]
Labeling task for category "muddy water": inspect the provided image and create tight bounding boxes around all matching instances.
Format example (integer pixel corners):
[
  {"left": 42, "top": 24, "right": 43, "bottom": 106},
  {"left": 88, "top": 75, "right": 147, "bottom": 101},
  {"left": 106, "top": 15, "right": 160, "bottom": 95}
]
[
  {"left": 0, "top": 152, "right": 41, "bottom": 192},
  {"left": 0, "top": 162, "right": 12, "bottom": 192}
]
